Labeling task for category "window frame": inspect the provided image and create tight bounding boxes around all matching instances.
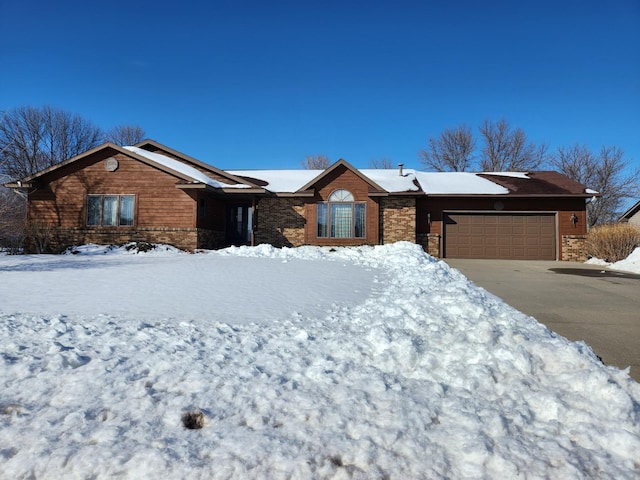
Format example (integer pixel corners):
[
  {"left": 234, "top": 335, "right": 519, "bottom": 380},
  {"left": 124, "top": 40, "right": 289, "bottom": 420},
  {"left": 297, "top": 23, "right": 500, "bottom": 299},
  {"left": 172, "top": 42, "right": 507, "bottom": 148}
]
[
  {"left": 86, "top": 194, "right": 135, "bottom": 227},
  {"left": 317, "top": 189, "right": 366, "bottom": 239}
]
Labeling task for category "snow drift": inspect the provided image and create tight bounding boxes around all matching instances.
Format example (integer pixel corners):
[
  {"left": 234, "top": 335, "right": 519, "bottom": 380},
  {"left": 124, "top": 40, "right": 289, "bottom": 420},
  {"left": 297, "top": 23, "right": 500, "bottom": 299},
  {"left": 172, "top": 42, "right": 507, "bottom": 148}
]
[{"left": 1, "top": 242, "right": 639, "bottom": 479}]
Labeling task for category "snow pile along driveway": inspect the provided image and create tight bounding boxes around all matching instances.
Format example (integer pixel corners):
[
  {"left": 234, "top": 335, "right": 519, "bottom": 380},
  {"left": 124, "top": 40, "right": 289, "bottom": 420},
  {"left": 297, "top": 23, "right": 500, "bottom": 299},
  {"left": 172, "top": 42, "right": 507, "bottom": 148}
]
[
  {"left": 609, "top": 247, "right": 640, "bottom": 274},
  {"left": 586, "top": 247, "right": 640, "bottom": 274},
  {"left": 1, "top": 242, "right": 639, "bottom": 479}
]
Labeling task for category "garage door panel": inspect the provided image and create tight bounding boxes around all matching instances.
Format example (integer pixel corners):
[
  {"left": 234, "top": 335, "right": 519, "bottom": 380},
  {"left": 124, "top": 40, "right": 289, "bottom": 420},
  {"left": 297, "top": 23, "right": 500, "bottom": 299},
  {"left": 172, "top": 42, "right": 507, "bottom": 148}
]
[{"left": 444, "top": 213, "right": 556, "bottom": 260}]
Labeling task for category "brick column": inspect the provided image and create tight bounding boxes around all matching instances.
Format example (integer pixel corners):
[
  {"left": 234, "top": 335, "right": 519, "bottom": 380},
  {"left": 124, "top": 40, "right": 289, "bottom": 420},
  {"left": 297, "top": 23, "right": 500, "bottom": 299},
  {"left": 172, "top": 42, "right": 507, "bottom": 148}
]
[
  {"left": 381, "top": 197, "right": 416, "bottom": 244},
  {"left": 562, "top": 235, "right": 587, "bottom": 261},
  {"left": 427, "top": 233, "right": 441, "bottom": 258}
]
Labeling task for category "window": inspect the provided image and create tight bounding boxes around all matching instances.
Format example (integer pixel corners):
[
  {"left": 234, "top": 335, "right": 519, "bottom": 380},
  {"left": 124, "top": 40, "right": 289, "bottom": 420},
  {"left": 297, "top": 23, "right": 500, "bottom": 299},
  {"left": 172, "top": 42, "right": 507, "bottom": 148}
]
[
  {"left": 317, "top": 189, "right": 366, "bottom": 238},
  {"left": 87, "top": 195, "right": 135, "bottom": 226}
]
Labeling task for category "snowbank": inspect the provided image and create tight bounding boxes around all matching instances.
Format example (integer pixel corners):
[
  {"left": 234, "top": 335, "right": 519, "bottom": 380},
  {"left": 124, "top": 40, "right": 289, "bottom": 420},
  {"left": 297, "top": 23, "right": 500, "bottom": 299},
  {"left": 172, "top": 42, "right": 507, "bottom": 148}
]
[
  {"left": 586, "top": 247, "right": 640, "bottom": 274},
  {"left": 610, "top": 247, "right": 640, "bottom": 274},
  {"left": 1, "top": 242, "right": 639, "bottom": 479}
]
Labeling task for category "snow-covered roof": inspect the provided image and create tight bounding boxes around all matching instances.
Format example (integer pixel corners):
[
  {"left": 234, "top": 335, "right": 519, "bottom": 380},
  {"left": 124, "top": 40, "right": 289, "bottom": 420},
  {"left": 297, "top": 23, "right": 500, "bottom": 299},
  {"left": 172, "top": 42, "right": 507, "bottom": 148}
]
[
  {"left": 414, "top": 172, "right": 510, "bottom": 194},
  {"left": 124, "top": 146, "right": 248, "bottom": 189},
  {"left": 4, "top": 139, "right": 593, "bottom": 198},
  {"left": 230, "top": 169, "right": 511, "bottom": 194},
  {"left": 358, "top": 169, "right": 421, "bottom": 192},
  {"left": 480, "top": 172, "right": 530, "bottom": 179},
  {"left": 229, "top": 170, "right": 322, "bottom": 193}
]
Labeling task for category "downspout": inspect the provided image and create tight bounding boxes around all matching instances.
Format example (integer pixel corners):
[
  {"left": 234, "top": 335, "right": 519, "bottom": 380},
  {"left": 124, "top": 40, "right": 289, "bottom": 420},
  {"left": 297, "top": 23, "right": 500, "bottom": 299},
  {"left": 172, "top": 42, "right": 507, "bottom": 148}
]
[{"left": 251, "top": 197, "right": 257, "bottom": 247}]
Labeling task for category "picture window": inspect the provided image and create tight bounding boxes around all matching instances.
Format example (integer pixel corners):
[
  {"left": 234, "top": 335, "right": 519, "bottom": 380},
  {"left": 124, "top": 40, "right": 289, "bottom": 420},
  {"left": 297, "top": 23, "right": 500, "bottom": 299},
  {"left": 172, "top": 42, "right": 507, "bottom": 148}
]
[
  {"left": 87, "top": 195, "right": 134, "bottom": 226},
  {"left": 317, "top": 189, "right": 365, "bottom": 238}
]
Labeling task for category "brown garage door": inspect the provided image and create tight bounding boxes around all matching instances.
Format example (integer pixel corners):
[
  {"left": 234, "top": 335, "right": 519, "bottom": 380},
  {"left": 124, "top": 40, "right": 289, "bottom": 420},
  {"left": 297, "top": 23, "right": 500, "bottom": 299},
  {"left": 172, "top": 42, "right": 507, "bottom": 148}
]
[{"left": 444, "top": 213, "right": 556, "bottom": 260}]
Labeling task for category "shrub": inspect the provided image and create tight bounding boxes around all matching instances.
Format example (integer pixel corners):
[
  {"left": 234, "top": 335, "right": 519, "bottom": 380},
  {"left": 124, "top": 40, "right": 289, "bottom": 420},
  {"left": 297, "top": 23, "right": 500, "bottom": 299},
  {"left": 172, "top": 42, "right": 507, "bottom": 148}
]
[
  {"left": 586, "top": 223, "right": 640, "bottom": 262},
  {"left": 124, "top": 242, "right": 155, "bottom": 253},
  {"left": 25, "top": 221, "right": 54, "bottom": 254}
]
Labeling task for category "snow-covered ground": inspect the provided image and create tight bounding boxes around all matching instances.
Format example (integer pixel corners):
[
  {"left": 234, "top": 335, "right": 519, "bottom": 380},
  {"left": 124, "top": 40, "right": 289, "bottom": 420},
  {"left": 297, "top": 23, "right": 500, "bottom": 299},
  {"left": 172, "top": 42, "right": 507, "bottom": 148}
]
[
  {"left": 1, "top": 242, "right": 639, "bottom": 479},
  {"left": 586, "top": 247, "right": 640, "bottom": 274}
]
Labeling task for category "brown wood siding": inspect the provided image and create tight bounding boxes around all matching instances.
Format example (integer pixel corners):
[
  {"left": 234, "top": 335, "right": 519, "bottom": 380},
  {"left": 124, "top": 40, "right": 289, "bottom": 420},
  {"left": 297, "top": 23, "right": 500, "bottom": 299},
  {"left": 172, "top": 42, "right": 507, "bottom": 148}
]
[
  {"left": 304, "top": 165, "right": 379, "bottom": 246},
  {"left": 28, "top": 151, "right": 197, "bottom": 229},
  {"left": 196, "top": 193, "right": 225, "bottom": 230},
  {"left": 444, "top": 213, "right": 556, "bottom": 259}
]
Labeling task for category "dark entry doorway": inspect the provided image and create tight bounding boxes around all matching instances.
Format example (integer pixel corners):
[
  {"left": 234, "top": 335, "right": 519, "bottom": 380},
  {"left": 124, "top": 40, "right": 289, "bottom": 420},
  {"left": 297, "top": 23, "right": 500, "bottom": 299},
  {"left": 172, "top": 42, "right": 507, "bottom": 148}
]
[{"left": 226, "top": 204, "right": 253, "bottom": 246}]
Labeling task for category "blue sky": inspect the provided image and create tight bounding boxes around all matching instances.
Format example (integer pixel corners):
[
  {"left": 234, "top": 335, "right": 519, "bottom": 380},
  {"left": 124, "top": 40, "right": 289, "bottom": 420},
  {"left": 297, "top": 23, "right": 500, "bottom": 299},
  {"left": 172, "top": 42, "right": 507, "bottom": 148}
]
[{"left": 1, "top": 0, "right": 639, "bottom": 172}]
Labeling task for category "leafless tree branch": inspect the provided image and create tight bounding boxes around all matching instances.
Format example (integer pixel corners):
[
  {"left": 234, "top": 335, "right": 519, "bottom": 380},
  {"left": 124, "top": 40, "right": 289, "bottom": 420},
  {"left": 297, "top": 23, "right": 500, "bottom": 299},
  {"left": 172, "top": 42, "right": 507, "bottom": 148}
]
[
  {"left": 0, "top": 105, "right": 103, "bottom": 179},
  {"left": 301, "top": 154, "right": 331, "bottom": 169},
  {"left": 550, "top": 144, "right": 639, "bottom": 226},
  {"left": 368, "top": 157, "right": 394, "bottom": 169},
  {"left": 419, "top": 124, "right": 475, "bottom": 172},
  {"left": 478, "top": 118, "right": 547, "bottom": 171},
  {"left": 105, "top": 124, "right": 146, "bottom": 146}
]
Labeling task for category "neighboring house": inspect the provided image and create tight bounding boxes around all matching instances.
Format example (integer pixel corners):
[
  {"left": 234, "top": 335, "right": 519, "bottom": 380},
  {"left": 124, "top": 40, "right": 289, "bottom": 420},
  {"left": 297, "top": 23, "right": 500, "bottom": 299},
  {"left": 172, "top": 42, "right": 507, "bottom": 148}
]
[
  {"left": 4, "top": 140, "right": 595, "bottom": 260},
  {"left": 618, "top": 200, "right": 640, "bottom": 227}
]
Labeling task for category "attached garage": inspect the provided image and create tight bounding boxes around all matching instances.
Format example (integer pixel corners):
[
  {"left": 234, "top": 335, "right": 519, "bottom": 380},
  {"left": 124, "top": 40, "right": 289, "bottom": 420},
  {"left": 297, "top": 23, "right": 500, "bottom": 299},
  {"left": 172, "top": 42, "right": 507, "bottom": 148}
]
[{"left": 443, "top": 213, "right": 556, "bottom": 260}]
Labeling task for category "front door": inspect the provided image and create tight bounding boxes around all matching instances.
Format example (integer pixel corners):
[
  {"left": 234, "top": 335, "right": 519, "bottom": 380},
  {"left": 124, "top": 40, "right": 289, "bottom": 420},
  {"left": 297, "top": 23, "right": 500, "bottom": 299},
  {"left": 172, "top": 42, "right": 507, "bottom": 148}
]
[{"left": 226, "top": 204, "right": 253, "bottom": 246}]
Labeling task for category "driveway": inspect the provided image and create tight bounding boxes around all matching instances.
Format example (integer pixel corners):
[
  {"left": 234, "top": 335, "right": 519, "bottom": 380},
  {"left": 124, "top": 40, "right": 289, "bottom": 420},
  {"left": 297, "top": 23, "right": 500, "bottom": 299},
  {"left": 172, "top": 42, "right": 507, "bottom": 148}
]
[{"left": 444, "top": 259, "right": 640, "bottom": 383}]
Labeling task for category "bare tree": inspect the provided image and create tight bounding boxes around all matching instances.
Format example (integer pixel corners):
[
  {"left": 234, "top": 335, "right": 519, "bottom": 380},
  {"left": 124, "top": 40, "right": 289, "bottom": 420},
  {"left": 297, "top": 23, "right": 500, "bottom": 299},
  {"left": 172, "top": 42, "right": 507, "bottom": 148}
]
[
  {"left": 478, "top": 118, "right": 547, "bottom": 171},
  {"left": 419, "top": 125, "right": 475, "bottom": 172},
  {"left": 301, "top": 154, "right": 331, "bottom": 169},
  {"left": 0, "top": 105, "right": 103, "bottom": 179},
  {"left": 0, "top": 174, "right": 26, "bottom": 252},
  {"left": 105, "top": 124, "right": 146, "bottom": 146},
  {"left": 551, "top": 144, "right": 639, "bottom": 226},
  {"left": 368, "top": 157, "right": 394, "bottom": 169}
]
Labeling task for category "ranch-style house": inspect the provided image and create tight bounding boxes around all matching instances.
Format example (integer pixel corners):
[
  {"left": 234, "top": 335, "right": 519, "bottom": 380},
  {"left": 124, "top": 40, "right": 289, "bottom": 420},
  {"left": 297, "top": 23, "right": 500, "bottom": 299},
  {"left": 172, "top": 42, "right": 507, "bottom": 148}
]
[{"left": 5, "top": 140, "right": 596, "bottom": 260}]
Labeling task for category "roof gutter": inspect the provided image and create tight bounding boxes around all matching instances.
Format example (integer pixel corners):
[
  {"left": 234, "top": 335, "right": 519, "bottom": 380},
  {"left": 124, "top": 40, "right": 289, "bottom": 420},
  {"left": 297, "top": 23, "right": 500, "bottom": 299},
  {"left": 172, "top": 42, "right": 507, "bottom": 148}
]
[
  {"left": 175, "top": 183, "right": 267, "bottom": 194},
  {"left": 424, "top": 193, "right": 597, "bottom": 198}
]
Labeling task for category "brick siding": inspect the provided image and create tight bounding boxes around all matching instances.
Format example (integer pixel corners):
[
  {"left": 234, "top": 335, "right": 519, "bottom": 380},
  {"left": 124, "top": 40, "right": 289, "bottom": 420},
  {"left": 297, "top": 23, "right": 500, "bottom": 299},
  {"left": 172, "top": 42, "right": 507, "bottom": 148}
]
[
  {"left": 562, "top": 235, "right": 587, "bottom": 262},
  {"left": 36, "top": 227, "right": 221, "bottom": 253},
  {"left": 380, "top": 197, "right": 416, "bottom": 244},
  {"left": 254, "top": 197, "right": 306, "bottom": 247},
  {"left": 197, "top": 228, "right": 226, "bottom": 250}
]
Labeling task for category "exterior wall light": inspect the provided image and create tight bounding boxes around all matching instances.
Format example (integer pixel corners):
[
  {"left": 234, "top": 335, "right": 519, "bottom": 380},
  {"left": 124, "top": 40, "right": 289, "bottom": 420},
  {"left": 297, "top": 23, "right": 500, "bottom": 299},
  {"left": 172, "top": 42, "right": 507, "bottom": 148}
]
[{"left": 570, "top": 212, "right": 578, "bottom": 225}]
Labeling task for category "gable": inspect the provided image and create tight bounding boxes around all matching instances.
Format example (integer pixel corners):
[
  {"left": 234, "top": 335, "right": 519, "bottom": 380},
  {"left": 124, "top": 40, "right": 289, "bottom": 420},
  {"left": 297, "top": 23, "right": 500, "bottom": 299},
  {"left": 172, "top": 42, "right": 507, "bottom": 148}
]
[
  {"left": 619, "top": 200, "right": 640, "bottom": 224},
  {"left": 296, "top": 159, "right": 388, "bottom": 195},
  {"left": 32, "top": 149, "right": 201, "bottom": 195},
  {"left": 6, "top": 142, "right": 254, "bottom": 192},
  {"left": 313, "top": 163, "right": 382, "bottom": 201}
]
